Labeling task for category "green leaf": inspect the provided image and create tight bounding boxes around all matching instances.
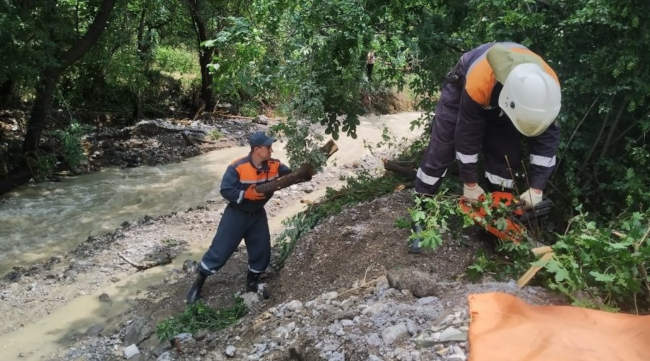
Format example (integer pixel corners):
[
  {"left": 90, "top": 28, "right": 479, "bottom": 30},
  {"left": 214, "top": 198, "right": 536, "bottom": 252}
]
[{"left": 589, "top": 271, "right": 616, "bottom": 283}]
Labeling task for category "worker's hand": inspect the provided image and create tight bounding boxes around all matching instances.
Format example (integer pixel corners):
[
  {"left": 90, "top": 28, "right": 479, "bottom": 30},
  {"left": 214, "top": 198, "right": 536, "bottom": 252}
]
[
  {"left": 244, "top": 185, "right": 266, "bottom": 201},
  {"left": 463, "top": 183, "right": 485, "bottom": 202},
  {"left": 519, "top": 188, "right": 543, "bottom": 209}
]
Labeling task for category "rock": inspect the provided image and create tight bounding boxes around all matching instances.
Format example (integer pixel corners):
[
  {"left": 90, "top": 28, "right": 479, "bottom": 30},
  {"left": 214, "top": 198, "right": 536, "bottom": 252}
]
[
  {"left": 98, "top": 293, "right": 111, "bottom": 303},
  {"left": 446, "top": 345, "right": 466, "bottom": 360},
  {"left": 172, "top": 333, "right": 195, "bottom": 353},
  {"left": 253, "top": 115, "right": 270, "bottom": 125},
  {"left": 193, "top": 329, "right": 209, "bottom": 341},
  {"left": 285, "top": 300, "right": 304, "bottom": 312},
  {"left": 414, "top": 333, "right": 437, "bottom": 348},
  {"left": 340, "top": 319, "right": 354, "bottom": 327},
  {"left": 366, "top": 333, "right": 382, "bottom": 346},
  {"left": 386, "top": 267, "right": 439, "bottom": 297},
  {"left": 124, "top": 344, "right": 140, "bottom": 359},
  {"left": 224, "top": 345, "right": 236, "bottom": 357},
  {"left": 416, "top": 296, "right": 438, "bottom": 306},
  {"left": 438, "top": 327, "right": 467, "bottom": 342},
  {"left": 124, "top": 317, "right": 153, "bottom": 345},
  {"left": 85, "top": 324, "right": 104, "bottom": 337},
  {"left": 381, "top": 323, "right": 409, "bottom": 345},
  {"left": 320, "top": 291, "right": 338, "bottom": 301},
  {"left": 241, "top": 292, "right": 260, "bottom": 308},
  {"left": 406, "top": 319, "right": 418, "bottom": 336},
  {"left": 156, "top": 352, "right": 172, "bottom": 361}
]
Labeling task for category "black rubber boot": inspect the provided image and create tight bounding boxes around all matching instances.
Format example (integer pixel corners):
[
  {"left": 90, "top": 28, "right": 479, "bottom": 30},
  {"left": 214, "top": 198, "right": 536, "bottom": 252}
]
[
  {"left": 246, "top": 271, "right": 261, "bottom": 292},
  {"left": 247, "top": 271, "right": 270, "bottom": 299},
  {"left": 186, "top": 271, "right": 207, "bottom": 304}
]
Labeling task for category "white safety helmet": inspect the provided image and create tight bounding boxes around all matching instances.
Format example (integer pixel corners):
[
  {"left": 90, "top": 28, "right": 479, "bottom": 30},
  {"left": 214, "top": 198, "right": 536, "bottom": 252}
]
[{"left": 499, "top": 63, "right": 561, "bottom": 137}]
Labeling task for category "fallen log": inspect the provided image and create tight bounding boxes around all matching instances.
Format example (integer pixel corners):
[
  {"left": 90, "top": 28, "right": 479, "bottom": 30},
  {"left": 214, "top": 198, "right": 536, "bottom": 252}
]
[
  {"left": 383, "top": 159, "right": 417, "bottom": 179},
  {"left": 256, "top": 139, "right": 338, "bottom": 194}
]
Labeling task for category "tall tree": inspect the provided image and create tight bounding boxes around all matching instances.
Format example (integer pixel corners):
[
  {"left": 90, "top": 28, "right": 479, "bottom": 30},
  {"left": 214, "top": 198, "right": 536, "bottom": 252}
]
[
  {"left": 23, "top": 0, "right": 116, "bottom": 154},
  {"left": 184, "top": 0, "right": 215, "bottom": 112}
]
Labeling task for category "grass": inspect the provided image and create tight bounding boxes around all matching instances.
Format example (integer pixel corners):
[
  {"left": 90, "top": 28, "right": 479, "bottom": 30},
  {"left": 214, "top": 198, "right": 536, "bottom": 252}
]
[{"left": 156, "top": 298, "right": 248, "bottom": 341}]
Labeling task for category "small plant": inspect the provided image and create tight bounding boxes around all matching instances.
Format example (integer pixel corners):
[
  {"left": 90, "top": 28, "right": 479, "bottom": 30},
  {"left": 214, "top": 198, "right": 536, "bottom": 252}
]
[
  {"left": 240, "top": 102, "right": 258, "bottom": 117},
  {"left": 25, "top": 151, "right": 56, "bottom": 181},
  {"left": 156, "top": 298, "right": 248, "bottom": 341},
  {"left": 51, "top": 121, "right": 89, "bottom": 170},
  {"left": 209, "top": 129, "right": 223, "bottom": 141},
  {"left": 408, "top": 190, "right": 460, "bottom": 250}
]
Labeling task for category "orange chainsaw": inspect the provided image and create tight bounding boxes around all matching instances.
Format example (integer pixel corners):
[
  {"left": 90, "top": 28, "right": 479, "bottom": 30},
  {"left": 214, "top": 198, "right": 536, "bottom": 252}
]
[{"left": 458, "top": 191, "right": 552, "bottom": 244}]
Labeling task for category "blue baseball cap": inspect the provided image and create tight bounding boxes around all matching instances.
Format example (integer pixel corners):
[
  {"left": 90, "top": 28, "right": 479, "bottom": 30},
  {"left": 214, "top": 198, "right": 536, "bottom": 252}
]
[{"left": 248, "top": 131, "right": 275, "bottom": 147}]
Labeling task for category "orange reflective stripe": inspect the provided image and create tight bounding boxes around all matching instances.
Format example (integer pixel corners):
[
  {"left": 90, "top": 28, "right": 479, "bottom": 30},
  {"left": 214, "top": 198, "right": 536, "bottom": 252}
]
[{"left": 465, "top": 56, "right": 496, "bottom": 106}]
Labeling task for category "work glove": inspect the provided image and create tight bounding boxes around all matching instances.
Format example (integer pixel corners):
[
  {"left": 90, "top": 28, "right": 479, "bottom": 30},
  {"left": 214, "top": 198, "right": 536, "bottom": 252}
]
[
  {"left": 244, "top": 185, "right": 266, "bottom": 201},
  {"left": 519, "top": 188, "right": 543, "bottom": 209},
  {"left": 462, "top": 183, "right": 485, "bottom": 202}
]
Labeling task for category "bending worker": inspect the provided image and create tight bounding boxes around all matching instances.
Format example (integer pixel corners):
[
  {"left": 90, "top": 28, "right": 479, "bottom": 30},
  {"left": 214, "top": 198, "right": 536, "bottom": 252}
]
[
  {"left": 187, "top": 131, "right": 291, "bottom": 304},
  {"left": 416, "top": 42, "right": 561, "bottom": 206}
]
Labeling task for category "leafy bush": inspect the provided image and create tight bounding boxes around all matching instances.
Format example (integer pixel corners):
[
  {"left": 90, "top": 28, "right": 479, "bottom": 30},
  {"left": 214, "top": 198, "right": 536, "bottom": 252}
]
[
  {"left": 154, "top": 46, "right": 199, "bottom": 75},
  {"left": 542, "top": 209, "right": 649, "bottom": 311},
  {"left": 51, "top": 121, "right": 88, "bottom": 170},
  {"left": 25, "top": 151, "right": 56, "bottom": 182},
  {"left": 156, "top": 299, "right": 247, "bottom": 341}
]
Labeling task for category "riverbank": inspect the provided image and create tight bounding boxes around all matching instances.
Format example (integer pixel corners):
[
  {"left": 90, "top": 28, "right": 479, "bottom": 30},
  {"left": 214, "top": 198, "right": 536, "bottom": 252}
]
[{"left": 0, "top": 112, "right": 428, "bottom": 360}]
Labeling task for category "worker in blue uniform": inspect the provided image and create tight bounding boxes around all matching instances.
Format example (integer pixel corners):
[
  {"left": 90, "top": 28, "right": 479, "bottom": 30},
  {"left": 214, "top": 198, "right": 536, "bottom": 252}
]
[{"left": 187, "top": 131, "right": 291, "bottom": 304}]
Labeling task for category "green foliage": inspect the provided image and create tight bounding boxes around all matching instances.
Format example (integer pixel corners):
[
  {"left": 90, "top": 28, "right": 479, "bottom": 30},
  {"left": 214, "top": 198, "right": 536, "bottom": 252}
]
[
  {"left": 154, "top": 46, "right": 198, "bottom": 75},
  {"left": 542, "top": 209, "right": 649, "bottom": 310},
  {"left": 51, "top": 122, "right": 89, "bottom": 170},
  {"left": 270, "top": 118, "right": 325, "bottom": 170},
  {"left": 205, "top": 16, "right": 274, "bottom": 109},
  {"left": 239, "top": 103, "right": 259, "bottom": 118},
  {"left": 409, "top": 191, "right": 459, "bottom": 250},
  {"left": 156, "top": 299, "right": 248, "bottom": 342},
  {"left": 272, "top": 171, "right": 403, "bottom": 270},
  {"left": 24, "top": 151, "right": 56, "bottom": 182},
  {"left": 208, "top": 129, "right": 223, "bottom": 141}
]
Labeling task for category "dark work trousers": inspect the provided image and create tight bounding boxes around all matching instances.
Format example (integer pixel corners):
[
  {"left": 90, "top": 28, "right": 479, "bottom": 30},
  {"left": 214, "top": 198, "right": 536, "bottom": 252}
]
[
  {"left": 483, "top": 114, "right": 522, "bottom": 191},
  {"left": 416, "top": 62, "right": 522, "bottom": 195},
  {"left": 415, "top": 62, "right": 463, "bottom": 195},
  {"left": 199, "top": 204, "right": 270, "bottom": 276}
]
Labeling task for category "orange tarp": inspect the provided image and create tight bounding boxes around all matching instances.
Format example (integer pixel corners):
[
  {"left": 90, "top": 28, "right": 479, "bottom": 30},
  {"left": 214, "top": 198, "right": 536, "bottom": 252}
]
[{"left": 468, "top": 292, "right": 650, "bottom": 361}]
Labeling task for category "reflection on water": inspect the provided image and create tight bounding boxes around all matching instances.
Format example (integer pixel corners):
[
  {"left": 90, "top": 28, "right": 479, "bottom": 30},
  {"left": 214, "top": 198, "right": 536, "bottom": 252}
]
[{"left": 0, "top": 146, "right": 247, "bottom": 274}]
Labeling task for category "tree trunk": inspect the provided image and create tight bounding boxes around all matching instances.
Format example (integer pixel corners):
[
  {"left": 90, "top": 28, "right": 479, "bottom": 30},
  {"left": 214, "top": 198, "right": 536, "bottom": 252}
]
[
  {"left": 22, "top": 0, "right": 115, "bottom": 155},
  {"left": 383, "top": 159, "right": 417, "bottom": 179},
  {"left": 256, "top": 163, "right": 314, "bottom": 194},
  {"left": 185, "top": 0, "right": 215, "bottom": 112}
]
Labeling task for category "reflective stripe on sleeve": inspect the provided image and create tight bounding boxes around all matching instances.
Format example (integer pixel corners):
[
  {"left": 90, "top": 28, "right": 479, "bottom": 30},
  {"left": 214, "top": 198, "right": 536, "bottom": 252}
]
[
  {"left": 237, "top": 190, "right": 244, "bottom": 204},
  {"left": 200, "top": 261, "right": 216, "bottom": 274},
  {"left": 484, "top": 171, "right": 514, "bottom": 188},
  {"left": 530, "top": 154, "right": 556, "bottom": 167},
  {"left": 416, "top": 168, "right": 447, "bottom": 186},
  {"left": 456, "top": 151, "right": 479, "bottom": 164},
  {"left": 248, "top": 265, "right": 264, "bottom": 273}
]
